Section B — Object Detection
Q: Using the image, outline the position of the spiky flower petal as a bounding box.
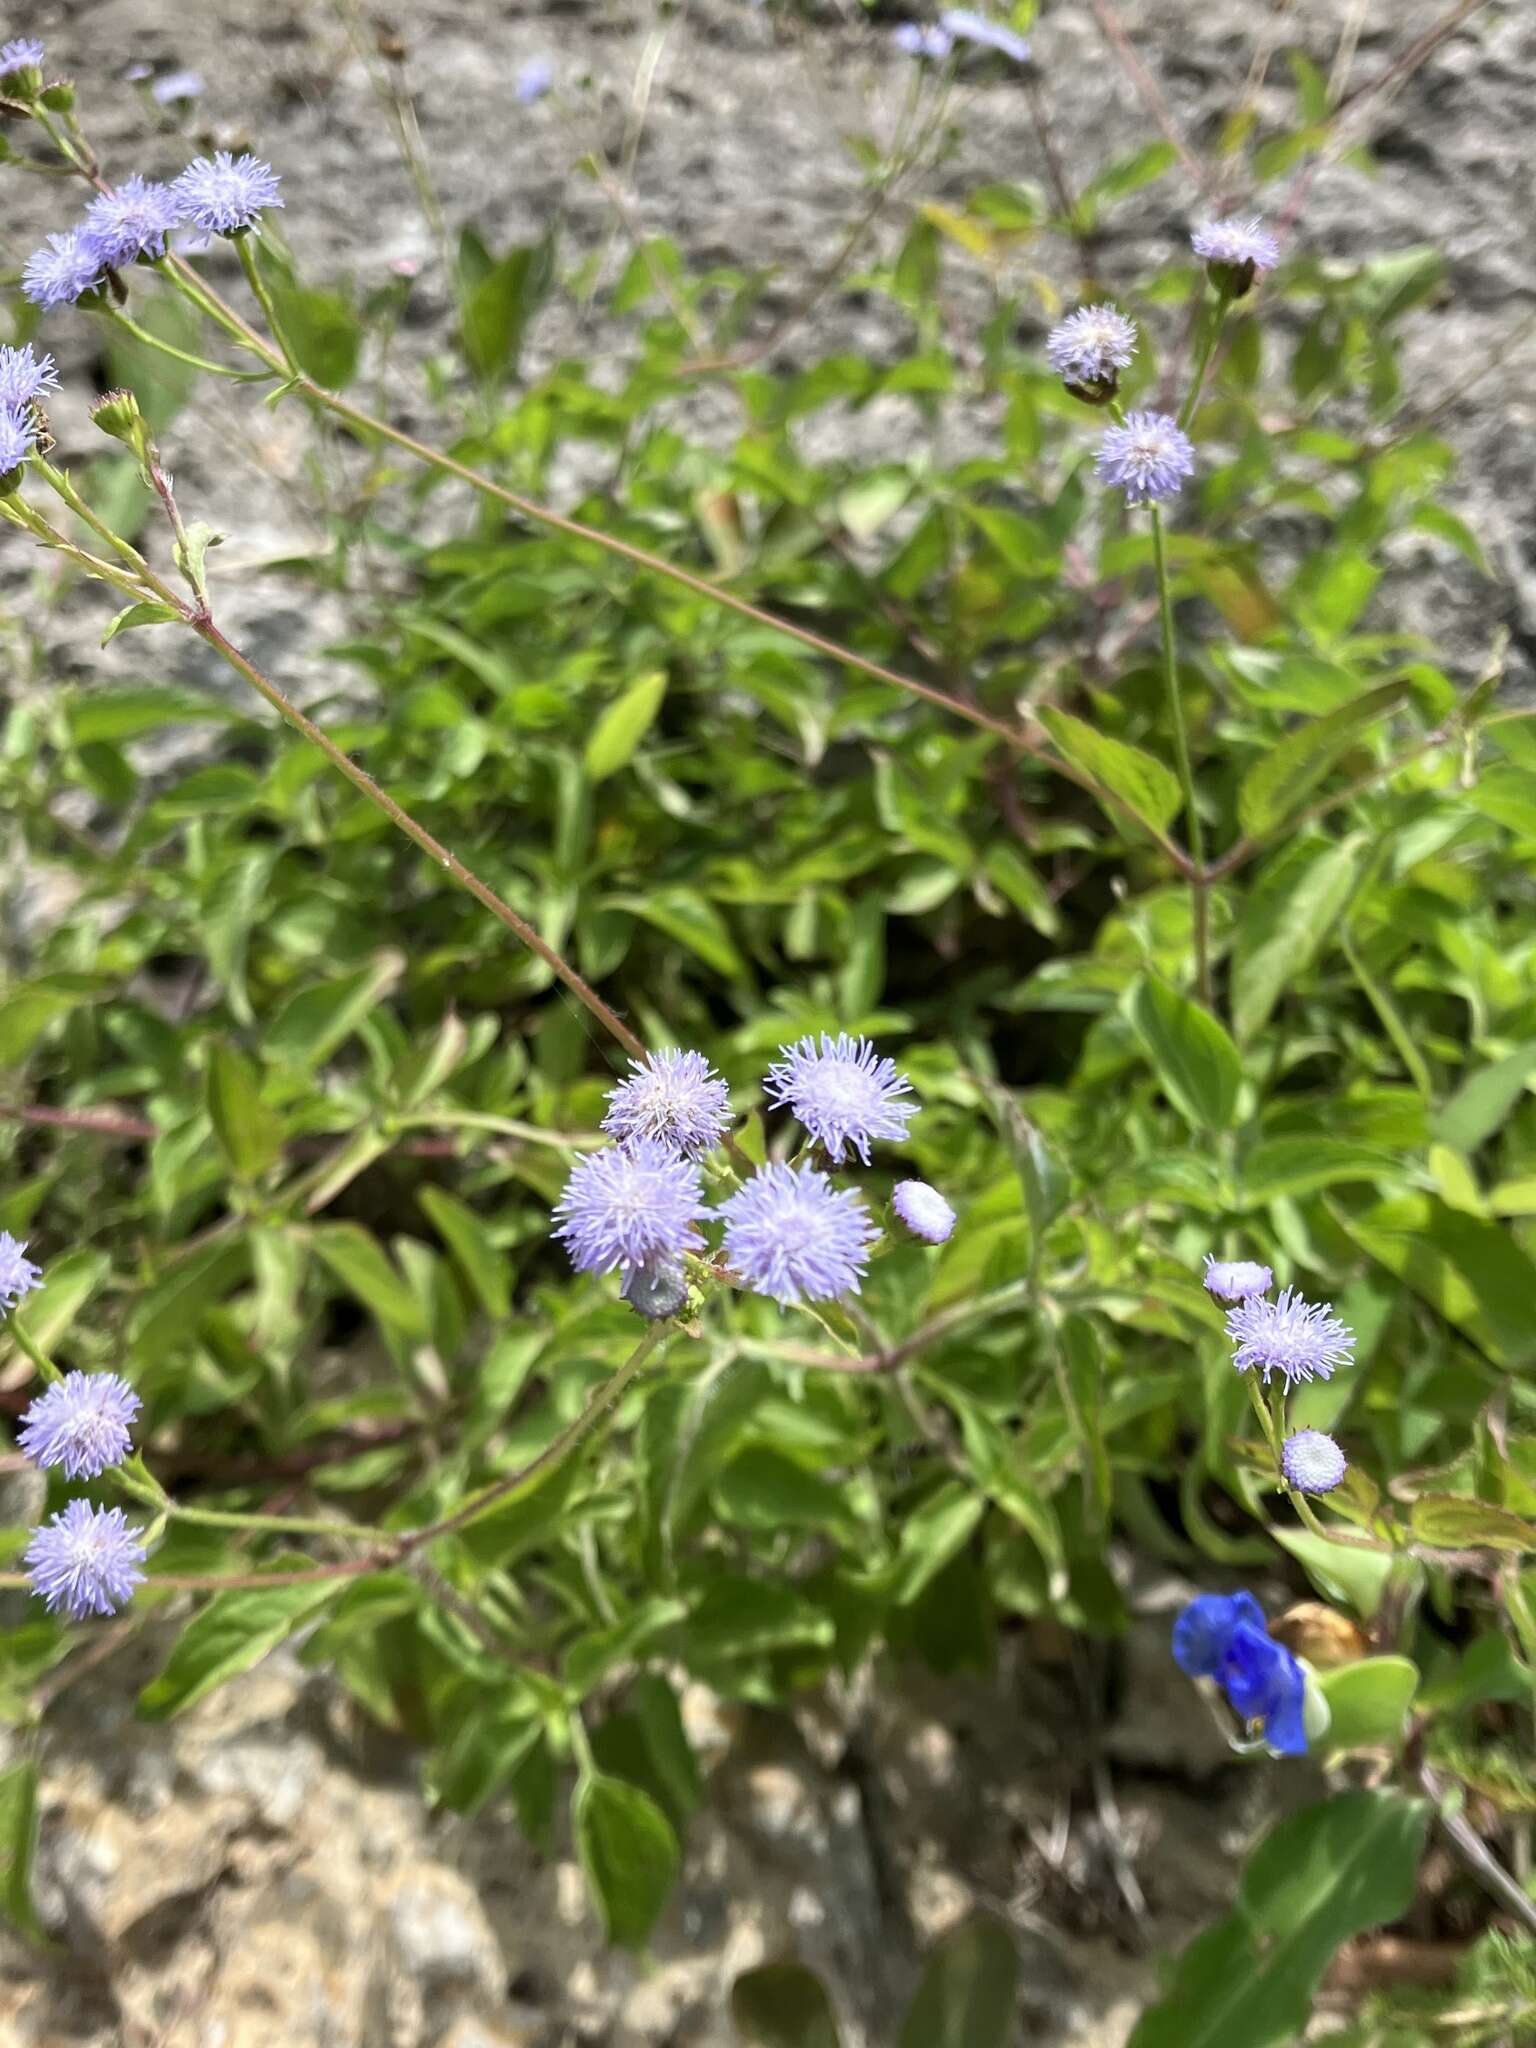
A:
[18,1371,142,1481]
[0,1232,42,1313]
[763,1033,916,1164]
[722,1163,877,1305]
[552,1138,706,1275]
[1046,304,1137,390]
[172,152,283,235]
[940,9,1031,62]
[1281,1429,1347,1495]
[0,345,58,413]
[1094,410,1196,507]
[1202,1254,1273,1303]
[22,228,106,310]
[892,1180,956,1244]
[25,1501,147,1620]
[1227,1286,1355,1389]
[1192,215,1280,278]
[601,1049,733,1160]
[0,408,36,474]
[0,38,45,79]
[84,174,184,266]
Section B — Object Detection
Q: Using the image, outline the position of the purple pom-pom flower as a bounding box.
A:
[151,70,203,107]
[1192,215,1280,295]
[22,228,107,310]
[1046,304,1137,392]
[1281,1429,1347,1496]
[1227,1285,1355,1390]
[721,1162,878,1306]
[1172,1591,1307,1756]
[0,344,59,411]
[893,23,954,58]
[0,1232,42,1313]
[0,37,45,79]
[83,174,184,267]
[1094,410,1196,507]
[1202,1254,1272,1303]
[173,152,283,235]
[25,1500,147,1620]
[892,1180,956,1244]
[552,1138,706,1276]
[763,1033,916,1165]
[0,408,36,475]
[18,1371,142,1481]
[940,9,1031,62]
[601,1049,733,1160]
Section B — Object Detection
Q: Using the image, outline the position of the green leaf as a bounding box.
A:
[1230,835,1364,1044]
[310,1223,429,1338]
[68,683,241,744]
[733,1963,843,2048]
[0,975,105,1065]
[584,670,668,782]
[1236,684,1406,838]
[460,230,556,382]
[1038,708,1182,839]
[139,1571,342,1719]
[684,1574,835,1661]
[262,261,360,389]
[1339,1194,1536,1371]
[887,1482,987,1605]
[572,1771,679,1949]
[0,1762,42,1941]
[1126,978,1241,1131]
[1434,1042,1536,1155]
[418,1185,511,1320]
[589,1673,702,1835]
[1238,1137,1398,1203]
[1272,1526,1395,1619]
[1128,1791,1428,2048]
[1409,1497,1536,1553]
[264,954,405,1072]
[100,600,182,645]
[8,1248,111,1356]
[1078,139,1178,215]
[1315,1657,1418,1754]
[899,1914,1018,2048]
[611,888,746,979]
[129,1237,250,1358]
[205,1040,283,1183]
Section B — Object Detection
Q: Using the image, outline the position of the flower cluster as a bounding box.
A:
[2,1246,148,1620]
[555,1035,951,1313]
[1227,1284,1356,1390]
[1046,304,1137,402]
[23,152,282,309]
[0,346,50,481]
[1093,410,1196,508]
[1173,1591,1309,1755]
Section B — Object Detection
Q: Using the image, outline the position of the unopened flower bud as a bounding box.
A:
[90,387,153,464]
[39,79,75,112]
[621,1259,690,1321]
[1190,217,1280,300]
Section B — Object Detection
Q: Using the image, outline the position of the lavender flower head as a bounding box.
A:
[1227,1285,1355,1390]
[940,9,1031,62]
[1202,1254,1273,1303]
[18,1371,142,1481]
[0,38,45,79]
[892,1180,956,1244]
[0,408,37,475]
[1281,1428,1347,1496]
[173,152,283,235]
[1094,410,1196,507]
[25,1500,147,1620]
[721,1162,878,1306]
[22,227,107,310]
[84,174,184,266]
[0,344,59,411]
[893,23,954,58]
[553,1137,706,1276]
[1172,1590,1307,1756]
[763,1033,916,1164]
[151,70,204,107]
[1046,304,1137,395]
[0,1232,42,1313]
[1192,214,1280,294]
[515,56,554,102]
[601,1049,733,1160]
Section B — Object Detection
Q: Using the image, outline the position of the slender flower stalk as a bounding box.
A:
[1150,505,1209,1004]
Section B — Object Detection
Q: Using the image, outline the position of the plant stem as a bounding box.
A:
[1150,505,1210,1004]
[234,234,303,377]
[166,1500,381,1544]
[100,306,272,381]
[1178,297,1227,431]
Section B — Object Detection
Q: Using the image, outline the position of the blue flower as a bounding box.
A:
[940,9,1031,62]
[553,1138,706,1276]
[0,1231,42,1313]
[25,1500,147,1620]
[1227,1285,1355,1389]
[0,344,59,411]
[1094,410,1196,507]
[892,1179,956,1244]
[1046,304,1137,391]
[0,38,45,79]
[1172,1592,1307,1756]
[18,1371,142,1481]
[1192,215,1280,292]
[763,1033,916,1164]
[0,408,36,474]
[893,24,954,58]
[83,174,184,266]
[515,56,554,102]
[1281,1429,1347,1496]
[721,1162,877,1306]
[601,1049,733,1160]
[173,152,283,235]
[22,228,107,310]
[151,70,204,107]
[1202,1254,1273,1303]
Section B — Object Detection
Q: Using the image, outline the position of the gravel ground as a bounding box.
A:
[2,2,1532,2042]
